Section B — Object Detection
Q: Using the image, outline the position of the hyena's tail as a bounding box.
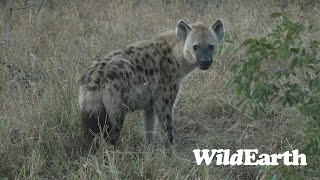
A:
[79,85,109,143]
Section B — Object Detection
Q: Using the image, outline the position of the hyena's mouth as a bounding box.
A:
[196,61,212,70]
[199,65,211,70]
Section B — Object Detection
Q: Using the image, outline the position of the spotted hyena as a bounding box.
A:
[79,20,224,146]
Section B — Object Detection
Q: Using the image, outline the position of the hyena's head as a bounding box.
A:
[176,20,224,70]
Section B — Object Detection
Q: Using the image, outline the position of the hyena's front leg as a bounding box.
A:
[143,100,157,145]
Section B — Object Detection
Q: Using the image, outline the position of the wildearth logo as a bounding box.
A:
[193,149,307,166]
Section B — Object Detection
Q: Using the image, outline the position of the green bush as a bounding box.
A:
[228,17,320,178]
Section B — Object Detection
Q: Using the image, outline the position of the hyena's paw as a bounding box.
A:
[107,128,121,146]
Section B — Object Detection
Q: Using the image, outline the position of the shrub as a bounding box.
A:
[228,17,320,178]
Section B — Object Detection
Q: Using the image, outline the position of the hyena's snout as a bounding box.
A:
[197,53,213,70]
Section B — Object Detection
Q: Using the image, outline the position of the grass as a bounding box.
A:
[0,0,319,179]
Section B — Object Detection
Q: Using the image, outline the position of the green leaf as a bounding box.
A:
[271,174,278,180]
[270,12,283,18]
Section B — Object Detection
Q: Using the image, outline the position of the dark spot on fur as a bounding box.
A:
[155,68,159,73]
[166,114,171,120]
[107,74,114,80]
[145,53,151,59]
[173,84,177,90]
[112,51,121,56]
[149,69,154,76]
[168,75,172,82]
[136,65,143,72]
[107,71,119,80]
[88,85,98,91]
[102,78,109,84]
[152,52,157,56]
[98,71,104,76]
[167,58,173,64]
[142,57,146,66]
[166,47,171,53]
[113,84,120,91]
[125,48,134,55]
[160,60,164,67]
[163,48,168,55]
[137,47,143,51]
[89,70,94,76]
[93,78,100,84]
[165,99,169,105]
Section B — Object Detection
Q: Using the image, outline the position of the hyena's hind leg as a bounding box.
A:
[105,109,126,145]
[79,86,108,145]
[143,100,157,145]
[102,84,127,145]
[81,105,108,143]
[154,93,177,146]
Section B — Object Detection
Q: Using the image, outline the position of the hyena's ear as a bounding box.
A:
[211,19,224,42]
[176,20,191,41]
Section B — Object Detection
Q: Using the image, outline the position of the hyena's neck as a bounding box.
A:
[172,43,197,77]
[156,31,197,78]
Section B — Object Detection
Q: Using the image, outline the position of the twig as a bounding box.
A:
[95,41,111,59]
[67,56,88,68]
[3,0,42,11]
[33,0,45,18]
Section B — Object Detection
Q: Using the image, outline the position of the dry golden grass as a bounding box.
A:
[0,0,319,179]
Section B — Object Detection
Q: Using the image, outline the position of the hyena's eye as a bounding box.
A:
[208,44,215,51]
[193,45,199,51]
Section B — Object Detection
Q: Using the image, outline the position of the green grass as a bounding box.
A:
[0,0,319,179]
